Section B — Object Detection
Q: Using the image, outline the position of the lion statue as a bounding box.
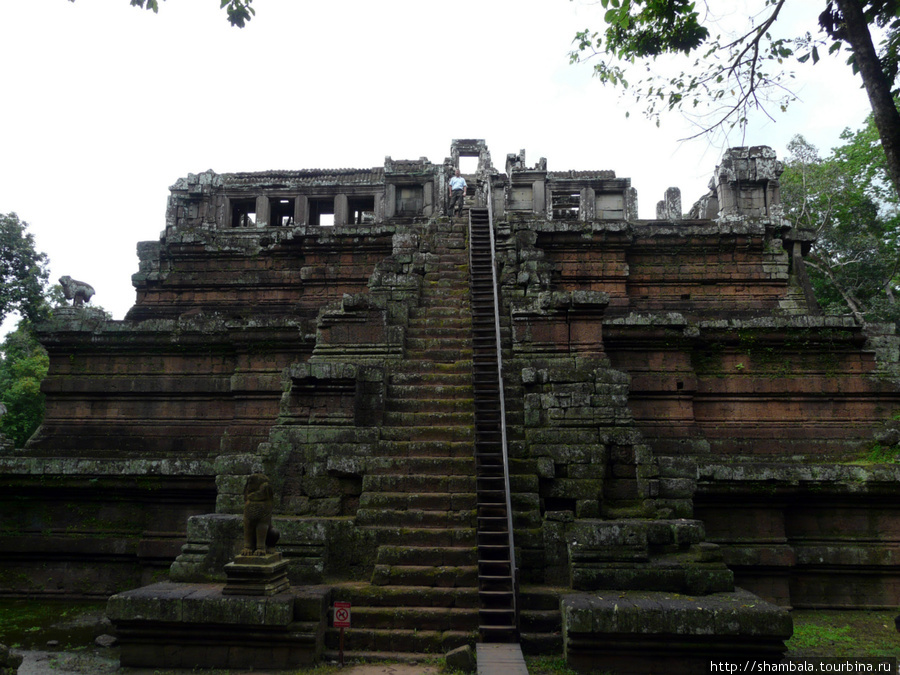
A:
[241,473,280,557]
[59,276,95,307]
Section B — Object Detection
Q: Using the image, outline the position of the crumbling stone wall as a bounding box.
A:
[31,220,396,458]
[0,457,215,596]
[604,315,900,460]
[695,463,900,608]
[488,144,900,608]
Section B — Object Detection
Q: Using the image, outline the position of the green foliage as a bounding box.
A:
[67,0,256,27]
[525,655,586,674]
[0,322,48,447]
[0,599,106,650]
[780,121,900,324]
[0,213,49,325]
[569,0,900,138]
[786,610,900,657]
[861,442,900,462]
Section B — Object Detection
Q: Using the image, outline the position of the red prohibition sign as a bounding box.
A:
[334,602,351,628]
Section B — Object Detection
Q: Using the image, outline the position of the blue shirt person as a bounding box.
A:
[448,169,467,217]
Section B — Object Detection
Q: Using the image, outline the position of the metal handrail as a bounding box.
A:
[482,180,518,603]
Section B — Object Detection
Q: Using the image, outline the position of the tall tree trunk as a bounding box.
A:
[832,0,900,198]
[834,0,900,194]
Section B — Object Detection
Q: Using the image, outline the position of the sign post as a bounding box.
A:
[333,601,351,666]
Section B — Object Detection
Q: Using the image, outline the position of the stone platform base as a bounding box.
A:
[224,553,290,595]
[562,588,792,675]
[108,581,329,670]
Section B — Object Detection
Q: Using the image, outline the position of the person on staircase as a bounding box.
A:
[448,168,467,218]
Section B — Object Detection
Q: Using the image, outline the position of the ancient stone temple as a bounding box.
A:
[3,140,900,672]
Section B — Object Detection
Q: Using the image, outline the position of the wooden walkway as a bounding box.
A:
[476,643,529,674]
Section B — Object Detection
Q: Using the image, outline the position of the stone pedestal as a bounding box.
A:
[108,581,329,670]
[223,553,290,596]
[563,588,791,675]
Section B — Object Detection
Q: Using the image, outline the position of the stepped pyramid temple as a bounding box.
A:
[3,140,900,673]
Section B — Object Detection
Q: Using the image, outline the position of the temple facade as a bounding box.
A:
[3,140,900,670]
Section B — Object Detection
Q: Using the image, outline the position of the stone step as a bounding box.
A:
[356,508,475,528]
[371,564,478,588]
[423,281,467,293]
[420,274,466,286]
[426,241,466,249]
[362,474,476,493]
[419,294,470,308]
[318,584,563,658]
[423,261,467,269]
[384,397,474,414]
[421,274,467,284]
[419,296,468,307]
[360,526,476,547]
[319,651,443,666]
[376,545,477,567]
[402,350,470,362]
[391,354,473,372]
[380,425,474,444]
[520,608,562,634]
[426,243,469,251]
[386,384,473,400]
[569,556,735,595]
[322,628,474,655]
[430,241,467,252]
[376,440,473,458]
[425,233,467,242]
[380,426,474,443]
[333,606,479,632]
[360,492,476,512]
[422,271,468,283]
[424,254,467,265]
[406,337,471,351]
[389,358,472,378]
[367,456,475,475]
[412,316,468,331]
[408,311,471,324]
[427,220,469,230]
[520,631,564,655]
[332,582,479,608]
[387,374,471,390]
[405,324,471,338]
[382,411,475,427]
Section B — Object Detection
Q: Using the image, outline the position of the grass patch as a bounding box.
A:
[863,443,900,463]
[266,665,345,675]
[0,599,106,649]
[786,610,900,657]
[525,655,585,674]
[137,659,443,675]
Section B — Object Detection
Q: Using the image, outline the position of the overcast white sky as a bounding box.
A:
[0,0,875,325]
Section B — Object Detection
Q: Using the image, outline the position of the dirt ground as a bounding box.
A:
[8,600,445,675]
[299,667,439,675]
[15,648,442,675]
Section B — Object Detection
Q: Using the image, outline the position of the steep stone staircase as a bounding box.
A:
[327,220,481,657]
[469,207,518,642]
